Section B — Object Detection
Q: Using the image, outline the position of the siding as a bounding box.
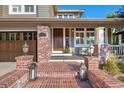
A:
[0,6,2,17]
[1,5,55,18]
[38,5,53,17]
[0,23,37,32]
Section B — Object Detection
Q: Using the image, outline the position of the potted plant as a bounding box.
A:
[63,48,70,54]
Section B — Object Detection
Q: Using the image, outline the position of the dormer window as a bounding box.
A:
[64,14,68,19]
[9,5,36,14]
[58,15,63,19]
[57,14,75,19]
[69,14,74,19]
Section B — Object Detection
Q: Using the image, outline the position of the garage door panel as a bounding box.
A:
[0,32,37,62]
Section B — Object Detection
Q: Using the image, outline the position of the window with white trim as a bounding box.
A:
[24,5,35,13]
[75,28,85,47]
[57,15,63,19]
[57,14,75,19]
[9,5,36,14]
[121,34,124,43]
[12,5,22,13]
[86,32,95,44]
[69,14,74,19]
[76,32,84,45]
[86,28,95,44]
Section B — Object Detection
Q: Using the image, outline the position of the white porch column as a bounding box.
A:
[105,28,108,44]
[119,35,122,45]
[98,27,105,45]
[96,27,105,63]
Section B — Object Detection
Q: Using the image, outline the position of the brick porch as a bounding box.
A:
[24,62,92,88]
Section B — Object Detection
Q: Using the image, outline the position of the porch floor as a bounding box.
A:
[50,55,84,62]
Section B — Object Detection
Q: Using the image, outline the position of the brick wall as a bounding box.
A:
[93,44,98,56]
[84,56,124,88]
[15,55,34,70]
[0,70,28,88]
[37,26,50,63]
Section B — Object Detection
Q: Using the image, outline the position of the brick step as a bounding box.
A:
[24,77,79,88]
[37,72,78,78]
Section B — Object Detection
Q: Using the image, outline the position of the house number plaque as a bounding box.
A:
[39,32,48,38]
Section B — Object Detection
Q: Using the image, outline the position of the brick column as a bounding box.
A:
[37,26,50,63]
[84,56,99,70]
[15,55,34,70]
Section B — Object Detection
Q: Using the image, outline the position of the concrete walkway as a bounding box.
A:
[0,62,16,76]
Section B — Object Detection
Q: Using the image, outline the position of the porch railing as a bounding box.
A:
[109,45,124,57]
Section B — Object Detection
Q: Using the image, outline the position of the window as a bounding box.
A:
[58,15,63,19]
[9,5,36,14]
[23,32,36,40]
[24,5,34,12]
[64,14,68,19]
[86,28,95,31]
[121,34,124,43]
[86,32,95,44]
[76,28,84,31]
[12,5,21,13]
[69,14,74,19]
[75,32,84,46]
[0,33,6,40]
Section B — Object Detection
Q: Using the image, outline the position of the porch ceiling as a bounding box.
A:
[0,18,124,28]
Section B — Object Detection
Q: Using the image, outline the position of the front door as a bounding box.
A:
[53,28,63,53]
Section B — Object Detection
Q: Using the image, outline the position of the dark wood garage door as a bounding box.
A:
[0,32,37,62]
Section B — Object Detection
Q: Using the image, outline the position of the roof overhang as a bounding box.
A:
[0,18,124,28]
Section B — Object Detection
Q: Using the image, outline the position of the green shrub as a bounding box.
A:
[117,63,124,73]
[118,76,124,82]
[104,54,120,76]
[63,48,70,53]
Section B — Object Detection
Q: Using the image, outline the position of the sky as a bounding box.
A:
[58,5,122,18]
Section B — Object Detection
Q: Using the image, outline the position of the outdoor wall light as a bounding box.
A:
[22,41,29,55]
[29,62,37,81]
[79,61,87,81]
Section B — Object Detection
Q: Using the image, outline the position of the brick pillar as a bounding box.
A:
[84,56,99,70]
[15,55,34,70]
[37,26,50,63]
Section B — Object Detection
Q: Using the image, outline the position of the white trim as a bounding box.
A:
[84,28,87,44]
[51,53,72,56]
[111,28,113,44]
[49,60,84,62]
[52,51,63,53]
[0,29,36,32]
[9,5,36,14]
[105,28,108,44]
[69,28,72,52]
[52,28,54,53]
[119,34,122,44]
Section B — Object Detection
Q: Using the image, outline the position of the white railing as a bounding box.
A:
[109,45,124,57]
